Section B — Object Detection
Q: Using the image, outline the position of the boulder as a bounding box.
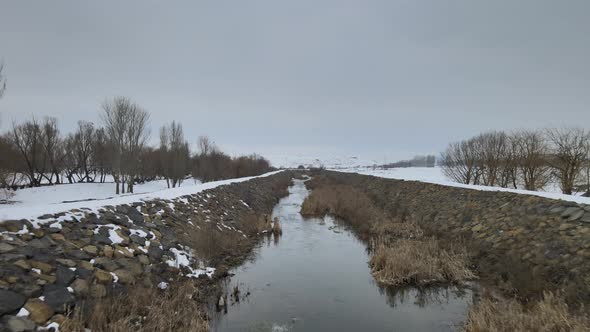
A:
[3,316,36,332]
[82,245,98,256]
[55,266,76,286]
[42,285,75,313]
[103,246,114,258]
[0,243,16,253]
[93,257,119,272]
[0,290,26,315]
[13,260,31,271]
[147,246,164,261]
[55,259,76,268]
[75,268,94,280]
[70,279,89,296]
[24,299,54,324]
[129,234,146,246]
[94,269,113,284]
[66,250,90,261]
[113,269,135,285]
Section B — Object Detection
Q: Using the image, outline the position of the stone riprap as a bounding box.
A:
[319,171,590,304]
[0,172,292,331]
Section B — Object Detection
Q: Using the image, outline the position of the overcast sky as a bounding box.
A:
[1,0,589,166]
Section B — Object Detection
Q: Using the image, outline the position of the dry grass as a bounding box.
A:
[302,178,475,287]
[370,238,476,286]
[61,281,208,332]
[300,184,386,237]
[464,292,590,332]
[239,213,273,236]
[184,222,250,264]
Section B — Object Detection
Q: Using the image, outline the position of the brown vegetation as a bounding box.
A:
[464,292,590,332]
[301,177,475,287]
[370,238,475,286]
[300,183,386,238]
[61,281,208,332]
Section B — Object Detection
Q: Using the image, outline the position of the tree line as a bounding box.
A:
[440,128,590,195]
[0,96,272,193]
[382,155,436,168]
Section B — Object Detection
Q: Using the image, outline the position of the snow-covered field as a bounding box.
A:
[0,171,282,221]
[337,167,590,205]
[9,178,197,207]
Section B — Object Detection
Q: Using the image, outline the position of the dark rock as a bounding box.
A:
[561,207,582,219]
[128,210,144,223]
[147,246,164,261]
[93,257,119,272]
[92,234,112,245]
[66,249,90,261]
[0,290,26,316]
[75,268,94,280]
[568,209,585,222]
[42,285,75,313]
[129,234,146,246]
[55,266,75,286]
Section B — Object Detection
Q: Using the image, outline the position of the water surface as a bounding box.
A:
[212,179,472,332]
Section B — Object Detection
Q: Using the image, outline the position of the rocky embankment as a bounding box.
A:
[0,172,293,331]
[316,171,590,305]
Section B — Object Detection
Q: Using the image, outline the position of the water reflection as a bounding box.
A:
[211,179,472,332]
[377,284,472,308]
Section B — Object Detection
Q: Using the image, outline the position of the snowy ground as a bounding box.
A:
[337,167,590,205]
[9,178,198,206]
[0,171,282,221]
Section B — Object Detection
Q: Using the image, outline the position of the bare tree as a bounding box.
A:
[160,121,190,188]
[11,118,46,187]
[546,128,590,195]
[93,127,111,183]
[40,118,63,184]
[197,136,213,156]
[72,121,96,182]
[101,96,150,194]
[440,139,479,184]
[513,130,550,191]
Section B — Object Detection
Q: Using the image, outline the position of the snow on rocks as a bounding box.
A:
[0,170,290,331]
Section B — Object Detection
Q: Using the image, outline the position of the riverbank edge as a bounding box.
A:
[307,170,590,308]
[0,171,295,331]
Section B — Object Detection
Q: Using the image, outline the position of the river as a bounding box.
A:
[211,178,472,332]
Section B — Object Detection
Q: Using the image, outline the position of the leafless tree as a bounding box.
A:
[440,139,479,184]
[546,128,590,195]
[160,121,190,188]
[11,117,47,187]
[40,118,63,184]
[512,130,550,191]
[93,127,111,183]
[72,121,96,182]
[0,133,22,188]
[101,96,150,194]
[197,135,213,156]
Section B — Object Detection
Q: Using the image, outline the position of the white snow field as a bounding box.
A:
[337,167,590,205]
[0,171,282,222]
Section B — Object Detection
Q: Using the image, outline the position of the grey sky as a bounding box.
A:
[1,0,589,165]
